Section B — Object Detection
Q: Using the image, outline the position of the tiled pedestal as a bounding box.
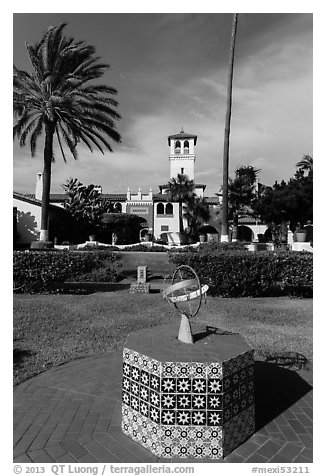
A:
[121,324,255,460]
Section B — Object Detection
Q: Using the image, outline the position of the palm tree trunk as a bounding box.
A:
[232,212,239,242]
[179,201,184,234]
[221,13,238,243]
[40,123,54,241]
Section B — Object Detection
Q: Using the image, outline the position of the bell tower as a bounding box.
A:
[167,128,197,181]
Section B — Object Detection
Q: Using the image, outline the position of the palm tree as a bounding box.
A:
[296,154,313,175]
[166,174,195,234]
[183,196,211,241]
[13,23,121,243]
[221,13,238,242]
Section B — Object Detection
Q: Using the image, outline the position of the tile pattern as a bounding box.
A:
[122,347,255,459]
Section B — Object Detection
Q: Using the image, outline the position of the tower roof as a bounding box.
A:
[168,129,197,145]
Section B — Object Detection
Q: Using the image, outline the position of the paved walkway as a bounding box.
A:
[14,350,313,464]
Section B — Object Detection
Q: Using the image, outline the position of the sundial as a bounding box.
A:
[163,265,209,344]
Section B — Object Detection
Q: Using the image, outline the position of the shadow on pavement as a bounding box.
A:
[254,361,312,431]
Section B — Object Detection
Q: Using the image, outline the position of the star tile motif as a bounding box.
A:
[162,378,176,393]
[208,378,222,393]
[192,378,206,394]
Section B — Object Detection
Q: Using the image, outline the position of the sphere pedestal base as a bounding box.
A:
[121,324,255,460]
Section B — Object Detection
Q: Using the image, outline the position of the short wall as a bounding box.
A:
[291,242,313,253]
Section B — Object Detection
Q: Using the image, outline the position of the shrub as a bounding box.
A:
[197,241,249,253]
[169,250,312,297]
[121,244,168,252]
[13,250,119,293]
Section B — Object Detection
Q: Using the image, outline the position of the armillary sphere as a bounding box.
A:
[163,265,209,344]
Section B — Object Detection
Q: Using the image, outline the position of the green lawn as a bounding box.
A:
[13,289,312,386]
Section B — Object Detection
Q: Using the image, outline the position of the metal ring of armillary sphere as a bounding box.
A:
[163,265,209,343]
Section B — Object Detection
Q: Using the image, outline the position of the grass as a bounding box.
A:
[13,288,312,386]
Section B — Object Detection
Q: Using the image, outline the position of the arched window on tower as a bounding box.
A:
[166,203,173,215]
[175,140,181,154]
[184,140,189,154]
[157,203,164,215]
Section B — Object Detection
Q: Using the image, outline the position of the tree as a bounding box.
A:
[62,178,106,238]
[13,23,121,243]
[228,165,260,241]
[101,214,145,244]
[255,161,313,235]
[183,196,211,241]
[221,13,238,242]
[166,174,195,233]
[296,154,313,176]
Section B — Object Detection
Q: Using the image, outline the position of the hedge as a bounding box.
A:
[169,250,312,297]
[13,250,119,293]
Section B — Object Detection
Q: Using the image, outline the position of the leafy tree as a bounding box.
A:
[255,161,313,234]
[166,174,195,233]
[62,178,106,237]
[101,214,145,244]
[228,165,260,241]
[13,23,121,243]
[183,196,211,241]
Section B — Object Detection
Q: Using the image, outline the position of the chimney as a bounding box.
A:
[35,173,43,200]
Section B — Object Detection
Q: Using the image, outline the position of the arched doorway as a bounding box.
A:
[237,225,253,242]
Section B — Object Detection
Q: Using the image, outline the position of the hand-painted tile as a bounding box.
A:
[162,377,176,393]
[139,385,149,403]
[161,410,176,425]
[130,366,140,382]
[207,394,222,410]
[162,362,175,376]
[149,390,160,408]
[207,411,223,426]
[161,393,176,409]
[176,410,192,426]
[150,373,161,391]
[177,394,191,409]
[177,377,192,393]
[207,378,223,394]
[192,378,207,394]
[189,362,207,378]
[191,410,206,425]
[122,391,130,406]
[192,394,206,410]
[207,362,223,379]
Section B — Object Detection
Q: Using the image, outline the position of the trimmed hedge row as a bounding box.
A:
[13,250,119,293]
[169,250,313,297]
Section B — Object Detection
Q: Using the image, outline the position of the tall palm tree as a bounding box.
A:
[221,13,238,242]
[13,23,121,243]
[166,174,195,234]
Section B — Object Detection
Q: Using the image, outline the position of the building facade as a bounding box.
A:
[14,129,224,245]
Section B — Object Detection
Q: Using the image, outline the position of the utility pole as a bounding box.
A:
[221,13,238,242]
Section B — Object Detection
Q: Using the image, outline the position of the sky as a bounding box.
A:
[13,12,312,197]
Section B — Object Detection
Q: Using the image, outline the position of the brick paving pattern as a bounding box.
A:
[14,350,313,463]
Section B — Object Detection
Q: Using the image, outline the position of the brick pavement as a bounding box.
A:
[13,350,313,464]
